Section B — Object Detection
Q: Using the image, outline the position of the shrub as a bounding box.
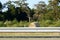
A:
[39,20,53,27]
[0,21,5,27]
[53,20,60,27]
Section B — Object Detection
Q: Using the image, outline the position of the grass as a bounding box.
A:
[0,32,60,36]
[0,20,60,27]
[2,20,30,27]
[0,38,60,40]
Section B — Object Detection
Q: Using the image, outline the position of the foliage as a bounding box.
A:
[3,20,29,27]
[0,2,2,10]
[0,0,60,27]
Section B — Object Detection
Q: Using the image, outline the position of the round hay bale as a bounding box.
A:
[28,22,40,27]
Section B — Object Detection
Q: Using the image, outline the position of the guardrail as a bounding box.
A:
[0,27,60,32]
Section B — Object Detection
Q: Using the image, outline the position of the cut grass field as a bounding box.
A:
[0,32,60,36]
[0,32,60,40]
[0,38,60,40]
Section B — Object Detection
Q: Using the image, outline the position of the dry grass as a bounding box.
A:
[0,38,60,40]
[0,32,60,36]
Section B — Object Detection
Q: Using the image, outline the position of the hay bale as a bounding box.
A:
[28,22,40,27]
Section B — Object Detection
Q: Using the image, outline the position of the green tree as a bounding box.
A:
[34,1,47,21]
[13,0,27,7]
[48,0,60,20]
[0,2,2,10]
[0,2,4,21]
[0,2,2,14]
[14,0,31,22]
[4,0,16,20]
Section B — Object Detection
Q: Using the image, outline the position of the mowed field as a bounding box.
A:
[0,32,60,40]
[0,38,60,40]
[0,32,60,36]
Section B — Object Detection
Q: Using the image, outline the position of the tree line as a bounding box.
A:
[0,0,60,22]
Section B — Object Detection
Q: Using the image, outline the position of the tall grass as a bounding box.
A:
[0,20,60,27]
[39,20,53,27]
[3,20,30,27]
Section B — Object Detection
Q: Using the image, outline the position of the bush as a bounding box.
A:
[53,20,60,27]
[39,20,53,27]
[0,19,60,27]
[0,21,5,27]
[4,20,12,27]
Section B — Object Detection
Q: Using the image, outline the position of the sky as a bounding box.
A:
[0,0,48,8]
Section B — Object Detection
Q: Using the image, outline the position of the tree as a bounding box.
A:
[48,0,60,20]
[13,0,27,7]
[34,1,47,21]
[23,6,31,22]
[0,2,2,13]
[14,0,31,22]
[0,2,4,21]
[4,0,16,21]
[30,8,35,20]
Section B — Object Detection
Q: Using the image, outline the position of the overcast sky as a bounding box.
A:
[0,0,48,8]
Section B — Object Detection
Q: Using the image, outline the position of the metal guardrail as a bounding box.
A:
[0,27,60,32]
